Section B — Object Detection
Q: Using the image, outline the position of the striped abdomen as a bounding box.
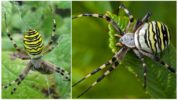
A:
[23,29,44,58]
[135,21,170,54]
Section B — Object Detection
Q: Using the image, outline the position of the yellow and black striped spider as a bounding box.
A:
[2,2,70,96]
[73,4,176,98]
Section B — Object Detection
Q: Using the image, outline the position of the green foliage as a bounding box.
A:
[107,11,129,53]
[2,1,71,99]
[72,1,176,98]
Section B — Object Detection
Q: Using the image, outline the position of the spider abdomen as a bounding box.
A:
[134,21,170,54]
[23,29,44,58]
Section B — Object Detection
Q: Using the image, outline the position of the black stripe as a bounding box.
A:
[19,74,24,80]
[27,30,37,35]
[152,22,158,53]
[144,28,150,48]
[25,44,44,51]
[24,35,41,42]
[97,74,105,82]
[162,24,169,47]
[147,23,154,53]
[137,27,142,50]
[17,81,21,85]
[109,66,114,71]
[13,88,16,91]
[60,72,64,76]
[105,61,111,66]
[167,66,175,73]
[156,22,162,51]
[114,61,119,66]
[112,57,116,62]
[61,69,65,73]
[91,68,101,75]
[155,22,161,53]
[4,85,8,88]
[105,16,111,22]
[98,14,103,18]
[24,40,43,47]
[28,49,43,55]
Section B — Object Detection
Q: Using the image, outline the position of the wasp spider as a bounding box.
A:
[73,4,176,98]
[3,3,70,95]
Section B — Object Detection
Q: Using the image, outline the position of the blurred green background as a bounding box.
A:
[2,1,71,99]
[72,1,176,99]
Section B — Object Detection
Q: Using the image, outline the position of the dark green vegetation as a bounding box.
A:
[2,1,71,99]
[72,1,176,98]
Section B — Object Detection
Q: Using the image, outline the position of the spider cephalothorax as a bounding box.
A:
[72,4,175,98]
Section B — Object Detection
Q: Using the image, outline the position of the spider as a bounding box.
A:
[72,4,176,98]
[2,2,70,95]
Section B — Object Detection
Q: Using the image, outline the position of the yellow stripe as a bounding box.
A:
[26,46,43,53]
[23,34,41,41]
[24,43,43,49]
[149,22,156,52]
[157,22,165,50]
[24,31,39,38]
[165,25,170,45]
[24,37,42,45]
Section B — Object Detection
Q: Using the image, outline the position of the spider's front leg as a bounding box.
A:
[3,62,32,94]
[42,18,60,56]
[40,61,71,81]
[119,4,134,32]
[75,47,129,98]
[4,12,30,60]
[10,51,30,60]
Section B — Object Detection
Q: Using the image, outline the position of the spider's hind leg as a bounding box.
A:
[3,62,32,94]
[154,56,176,73]
[41,61,71,81]
[133,49,148,89]
[139,50,176,73]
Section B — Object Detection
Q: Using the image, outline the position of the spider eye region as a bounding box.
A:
[120,33,135,48]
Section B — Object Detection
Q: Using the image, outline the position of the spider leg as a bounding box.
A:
[138,50,175,73]
[42,8,58,55]
[133,49,148,89]
[119,4,134,22]
[133,12,152,32]
[47,18,57,46]
[3,62,32,94]
[73,13,124,34]
[119,4,134,32]
[4,12,25,53]
[11,51,30,60]
[73,59,112,87]
[141,12,152,23]
[41,61,71,81]
[55,66,70,81]
[76,47,129,98]
[42,35,59,55]
[154,56,176,73]
[77,65,117,98]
